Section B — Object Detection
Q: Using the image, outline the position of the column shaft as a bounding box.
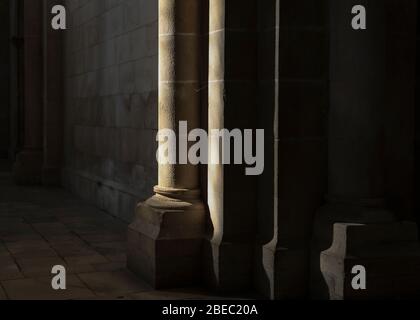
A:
[205,0,258,291]
[158,0,201,191]
[42,0,63,186]
[13,0,43,184]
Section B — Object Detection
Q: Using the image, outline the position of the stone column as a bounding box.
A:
[256,0,282,299]
[312,0,420,299]
[42,0,63,186]
[8,0,19,162]
[13,0,43,184]
[127,0,206,288]
[0,0,10,159]
[327,1,390,219]
[205,0,258,292]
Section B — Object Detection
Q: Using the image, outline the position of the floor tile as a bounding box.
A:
[78,271,152,296]
[0,262,24,281]
[92,261,126,272]
[0,170,230,300]
[16,257,67,277]
[1,276,95,300]
[64,254,108,265]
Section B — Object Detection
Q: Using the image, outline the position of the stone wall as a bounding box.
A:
[0,0,10,158]
[63,0,158,222]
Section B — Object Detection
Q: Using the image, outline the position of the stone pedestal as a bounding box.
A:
[128,189,205,288]
[127,0,206,288]
[313,201,420,299]
[321,222,420,299]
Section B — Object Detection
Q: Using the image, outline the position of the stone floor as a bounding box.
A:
[0,160,246,300]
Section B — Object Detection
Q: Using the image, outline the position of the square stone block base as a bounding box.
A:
[127,196,205,289]
[321,222,420,299]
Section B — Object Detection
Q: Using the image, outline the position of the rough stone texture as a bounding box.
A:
[63,0,158,223]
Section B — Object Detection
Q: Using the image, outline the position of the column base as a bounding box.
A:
[127,188,206,289]
[13,149,43,185]
[321,222,420,299]
[203,239,253,293]
[256,242,308,299]
[311,201,397,298]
